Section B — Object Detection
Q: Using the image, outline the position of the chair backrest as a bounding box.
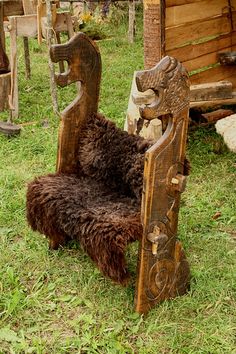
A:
[50,33,101,174]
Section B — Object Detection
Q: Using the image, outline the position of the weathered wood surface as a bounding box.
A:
[166,0,202,6]
[190,81,232,102]
[190,91,236,108]
[23,36,31,79]
[8,16,18,118]
[201,109,234,123]
[166,0,236,27]
[2,1,24,16]
[135,56,190,314]
[0,71,11,111]
[184,45,236,74]
[189,108,234,128]
[50,33,101,173]
[164,0,236,90]
[0,1,5,49]
[143,0,165,69]
[128,0,135,43]
[0,35,9,73]
[4,12,74,38]
[190,65,236,85]
[22,0,37,15]
[168,32,236,71]
[166,12,236,51]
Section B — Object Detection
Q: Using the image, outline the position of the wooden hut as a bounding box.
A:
[143,0,236,107]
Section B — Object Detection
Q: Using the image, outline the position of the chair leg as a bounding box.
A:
[23,37,31,80]
[9,17,19,119]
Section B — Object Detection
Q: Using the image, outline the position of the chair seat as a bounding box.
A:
[27,173,143,284]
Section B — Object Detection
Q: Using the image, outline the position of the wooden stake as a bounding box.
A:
[9,17,18,119]
[0,72,11,111]
[46,0,59,115]
[128,0,135,43]
[23,37,31,79]
[0,2,5,49]
[55,32,65,73]
[143,0,165,69]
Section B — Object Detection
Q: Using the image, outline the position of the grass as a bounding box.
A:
[0,11,236,354]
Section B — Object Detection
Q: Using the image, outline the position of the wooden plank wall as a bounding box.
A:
[165,0,236,88]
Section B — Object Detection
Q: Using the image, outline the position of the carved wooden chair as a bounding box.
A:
[26,33,190,314]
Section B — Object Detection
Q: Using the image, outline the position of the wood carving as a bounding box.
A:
[135,56,191,314]
[27,33,190,314]
[50,33,101,173]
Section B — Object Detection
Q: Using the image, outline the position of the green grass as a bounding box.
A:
[0,13,236,354]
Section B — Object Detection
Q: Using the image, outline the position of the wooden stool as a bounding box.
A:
[1,0,74,119]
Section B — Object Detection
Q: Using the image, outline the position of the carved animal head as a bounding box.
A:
[50,33,101,89]
[135,56,190,120]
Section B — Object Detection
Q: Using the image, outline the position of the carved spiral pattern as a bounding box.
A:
[146,259,175,301]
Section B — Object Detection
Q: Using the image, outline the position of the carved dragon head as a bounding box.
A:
[50,33,101,89]
[135,56,190,120]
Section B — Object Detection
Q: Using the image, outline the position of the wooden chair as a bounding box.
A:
[26,33,190,314]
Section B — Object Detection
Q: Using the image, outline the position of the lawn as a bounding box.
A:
[0,9,236,354]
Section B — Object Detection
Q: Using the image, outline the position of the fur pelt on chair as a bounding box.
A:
[26,113,153,285]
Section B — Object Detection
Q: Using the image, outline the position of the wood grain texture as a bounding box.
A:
[190,81,232,101]
[50,33,101,173]
[168,31,236,64]
[183,44,236,72]
[22,0,36,15]
[8,15,38,38]
[0,35,9,73]
[166,0,203,7]
[166,0,236,27]
[190,65,236,85]
[3,1,24,16]
[135,56,190,314]
[166,12,236,50]
[0,72,11,111]
[190,91,236,107]
[0,2,5,49]
[8,16,18,118]
[143,1,163,69]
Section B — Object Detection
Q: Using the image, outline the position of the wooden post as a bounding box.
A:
[46,0,59,115]
[0,1,5,49]
[8,16,18,119]
[128,0,135,43]
[55,32,65,73]
[0,72,11,111]
[23,37,31,79]
[65,12,74,39]
[143,0,165,69]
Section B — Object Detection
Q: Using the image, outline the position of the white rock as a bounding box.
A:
[215,114,236,153]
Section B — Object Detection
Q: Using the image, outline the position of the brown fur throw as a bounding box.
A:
[27,114,153,285]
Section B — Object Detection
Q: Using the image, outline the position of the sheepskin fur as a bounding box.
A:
[27,113,190,284]
[77,113,152,201]
[27,113,152,284]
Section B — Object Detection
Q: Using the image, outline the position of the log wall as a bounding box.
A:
[165,0,236,89]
